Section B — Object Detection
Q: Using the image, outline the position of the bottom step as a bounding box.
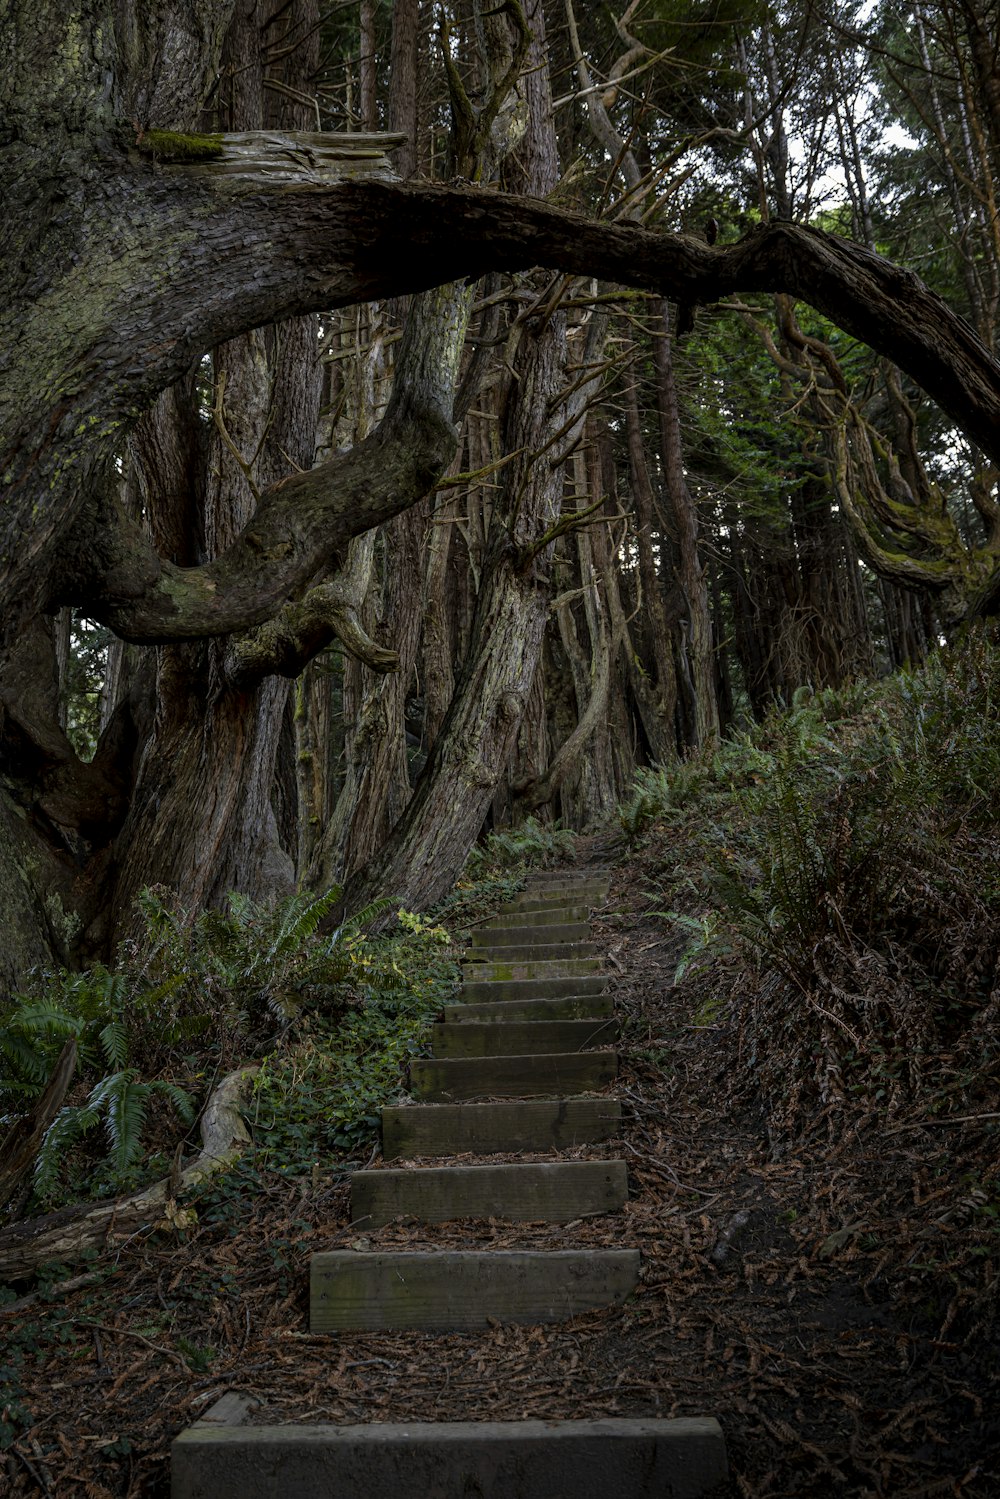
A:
[310,1248,639,1331]
[172,1415,727,1499]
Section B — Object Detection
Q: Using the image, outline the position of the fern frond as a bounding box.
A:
[135,973,186,1011]
[34,1099,102,1199]
[3,998,82,1038]
[226,890,255,926]
[334,895,394,940]
[98,1018,129,1070]
[151,1080,196,1126]
[104,1073,148,1171]
[269,886,344,959]
[0,1030,60,1086]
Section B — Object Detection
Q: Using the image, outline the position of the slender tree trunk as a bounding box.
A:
[345,0,573,909]
[623,373,679,760]
[650,297,719,747]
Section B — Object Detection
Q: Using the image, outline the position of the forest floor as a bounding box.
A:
[2,832,999,1498]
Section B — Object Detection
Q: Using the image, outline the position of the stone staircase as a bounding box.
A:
[172,870,727,1498]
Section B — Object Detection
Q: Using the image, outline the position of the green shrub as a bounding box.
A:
[466,816,576,875]
[248,910,460,1167]
[645,633,1000,1134]
[1,885,395,1210]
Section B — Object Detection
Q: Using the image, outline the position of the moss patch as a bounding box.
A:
[136,130,225,163]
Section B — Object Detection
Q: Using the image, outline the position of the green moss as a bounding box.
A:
[44,892,82,951]
[137,130,225,163]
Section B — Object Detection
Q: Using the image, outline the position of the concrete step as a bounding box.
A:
[351,1159,628,1227]
[309,1248,640,1332]
[514,874,607,890]
[481,903,594,927]
[460,957,603,985]
[509,888,607,911]
[471,921,591,947]
[444,994,614,1022]
[410,1050,617,1101]
[431,1017,618,1058]
[173,1414,727,1499]
[515,888,608,903]
[465,940,600,964]
[461,974,608,1002]
[381,1097,622,1159]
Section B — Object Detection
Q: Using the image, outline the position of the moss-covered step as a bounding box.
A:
[465,940,601,965]
[410,1050,617,1101]
[498,902,606,922]
[443,994,615,1023]
[481,903,595,927]
[350,1159,628,1228]
[509,885,608,908]
[430,1017,618,1058]
[471,921,591,947]
[309,1248,639,1332]
[173,1414,728,1499]
[381,1096,622,1159]
[458,965,602,989]
[460,974,608,1002]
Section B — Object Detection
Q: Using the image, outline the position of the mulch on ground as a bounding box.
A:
[3,846,998,1497]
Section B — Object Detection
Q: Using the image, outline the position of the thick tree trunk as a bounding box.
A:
[104,2,320,938]
[346,306,566,913]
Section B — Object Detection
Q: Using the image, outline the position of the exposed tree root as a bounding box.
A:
[0,1066,258,1282]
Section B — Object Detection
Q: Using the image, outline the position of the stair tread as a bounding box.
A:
[381,1097,622,1160]
[411,1050,617,1101]
[351,1158,628,1227]
[431,1017,618,1057]
[444,995,614,1021]
[309,1248,640,1332]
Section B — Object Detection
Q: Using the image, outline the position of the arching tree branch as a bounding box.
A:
[9,139,1000,652]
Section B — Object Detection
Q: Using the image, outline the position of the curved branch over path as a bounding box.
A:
[6,151,1000,645]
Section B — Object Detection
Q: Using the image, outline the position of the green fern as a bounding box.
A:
[467,817,577,875]
[268,886,344,961]
[33,1071,195,1201]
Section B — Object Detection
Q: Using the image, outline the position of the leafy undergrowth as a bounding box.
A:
[629,630,1000,1138]
[0,886,443,1215]
[465,815,579,877]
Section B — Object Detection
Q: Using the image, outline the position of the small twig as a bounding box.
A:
[887,1111,1000,1133]
[11,1443,51,1496]
[433,446,527,491]
[621,1139,723,1196]
[517,496,610,570]
[72,1319,190,1373]
[212,371,262,502]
